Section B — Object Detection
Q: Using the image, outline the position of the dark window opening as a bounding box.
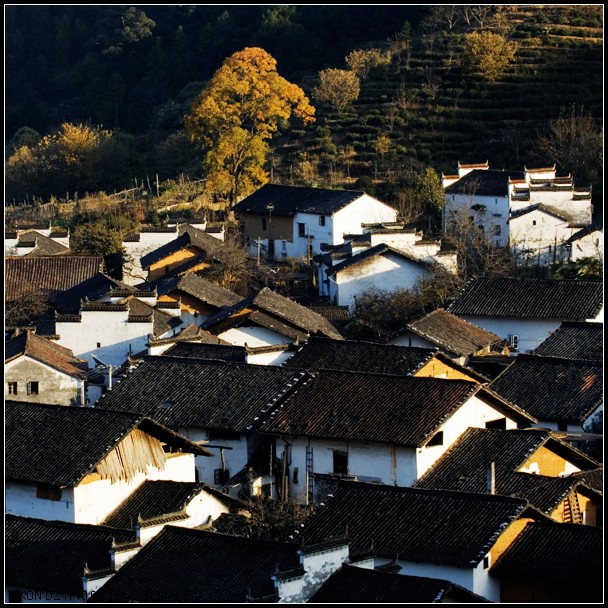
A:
[8,382,18,395]
[483,556,490,569]
[427,431,444,446]
[36,484,62,501]
[532,220,537,226]
[558,422,568,432]
[319,215,326,226]
[27,381,39,395]
[214,468,231,485]
[486,418,507,430]
[208,429,241,441]
[333,450,348,475]
[262,217,267,231]
[298,223,306,237]
[97,342,101,348]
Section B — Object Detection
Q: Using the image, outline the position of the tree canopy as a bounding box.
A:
[184,47,315,206]
[461,31,516,82]
[312,68,360,113]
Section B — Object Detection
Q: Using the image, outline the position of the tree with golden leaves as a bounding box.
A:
[461,31,516,82]
[313,68,360,113]
[185,47,315,206]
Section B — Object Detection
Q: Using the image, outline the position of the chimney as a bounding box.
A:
[487,462,496,495]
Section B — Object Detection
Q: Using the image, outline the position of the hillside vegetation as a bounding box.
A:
[5,5,603,222]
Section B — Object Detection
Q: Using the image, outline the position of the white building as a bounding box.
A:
[5,402,212,525]
[448,277,604,353]
[258,370,535,504]
[233,184,398,260]
[442,162,596,265]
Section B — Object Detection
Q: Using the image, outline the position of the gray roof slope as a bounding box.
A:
[282,336,437,374]
[489,355,602,424]
[260,371,525,446]
[5,401,211,487]
[153,271,241,307]
[445,169,525,196]
[233,183,368,217]
[54,273,133,314]
[140,228,222,269]
[300,481,533,568]
[163,341,247,362]
[326,243,430,277]
[96,356,309,431]
[414,428,599,513]
[448,278,603,319]
[404,308,506,356]
[490,522,603,597]
[102,480,244,529]
[6,256,104,304]
[88,527,300,603]
[532,321,603,361]
[309,565,488,603]
[201,287,344,340]
[5,515,134,595]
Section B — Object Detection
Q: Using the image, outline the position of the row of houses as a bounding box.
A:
[442,161,602,265]
[4,180,603,603]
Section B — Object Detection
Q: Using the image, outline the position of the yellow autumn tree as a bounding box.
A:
[461,31,516,82]
[185,47,315,206]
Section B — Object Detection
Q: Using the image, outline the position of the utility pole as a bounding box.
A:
[266,203,274,260]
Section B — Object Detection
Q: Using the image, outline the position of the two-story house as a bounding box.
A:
[233,184,397,260]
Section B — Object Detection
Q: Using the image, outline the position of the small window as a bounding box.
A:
[319,215,326,226]
[486,418,507,430]
[508,334,519,350]
[483,556,490,569]
[262,217,267,231]
[214,468,231,485]
[333,450,348,475]
[97,342,101,348]
[27,381,39,395]
[558,422,568,432]
[532,220,537,226]
[8,382,18,395]
[427,431,444,446]
[36,483,62,501]
[298,222,306,237]
[293,467,299,484]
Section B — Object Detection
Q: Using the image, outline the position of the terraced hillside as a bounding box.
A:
[272,5,603,198]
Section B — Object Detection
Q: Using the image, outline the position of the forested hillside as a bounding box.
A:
[5,5,603,211]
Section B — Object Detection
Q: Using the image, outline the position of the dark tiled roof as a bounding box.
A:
[202,287,344,340]
[5,515,134,594]
[490,522,603,595]
[414,428,599,513]
[17,230,71,256]
[569,466,603,494]
[283,336,437,374]
[445,169,525,196]
[102,480,242,529]
[53,272,131,314]
[5,331,88,378]
[307,306,351,323]
[326,243,430,277]
[148,323,232,347]
[88,527,300,603]
[153,271,241,307]
[489,355,602,425]
[261,371,483,446]
[448,278,603,319]
[5,402,211,486]
[140,228,221,269]
[309,565,488,604]
[564,222,603,244]
[405,308,506,357]
[300,481,530,567]
[6,256,104,303]
[96,356,309,431]
[163,341,247,362]
[532,322,603,361]
[233,183,367,217]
